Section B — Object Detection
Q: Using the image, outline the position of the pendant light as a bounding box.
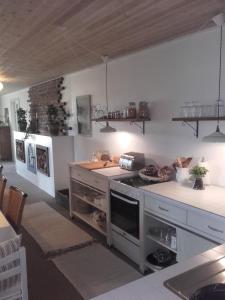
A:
[100,56,116,133]
[203,13,225,142]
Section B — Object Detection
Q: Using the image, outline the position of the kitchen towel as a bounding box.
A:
[22,202,93,256]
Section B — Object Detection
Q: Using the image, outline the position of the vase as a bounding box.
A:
[176,167,189,183]
[193,177,204,190]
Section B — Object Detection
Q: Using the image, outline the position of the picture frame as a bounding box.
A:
[36,145,50,177]
[76,95,92,136]
[15,139,26,163]
[27,143,36,174]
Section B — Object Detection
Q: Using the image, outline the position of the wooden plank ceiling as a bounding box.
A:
[0,0,225,94]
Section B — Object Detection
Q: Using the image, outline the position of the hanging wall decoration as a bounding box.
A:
[36,145,50,176]
[76,95,92,136]
[27,143,36,174]
[15,139,26,163]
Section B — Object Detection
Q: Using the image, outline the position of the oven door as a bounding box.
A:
[110,190,139,241]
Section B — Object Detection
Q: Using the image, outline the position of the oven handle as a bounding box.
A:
[111,192,139,205]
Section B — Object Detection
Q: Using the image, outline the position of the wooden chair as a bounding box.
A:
[0,247,28,300]
[0,176,7,211]
[5,186,27,231]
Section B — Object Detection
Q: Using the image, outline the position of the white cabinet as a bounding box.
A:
[69,165,109,238]
[143,192,220,273]
[187,210,225,242]
[176,228,217,261]
[145,194,187,225]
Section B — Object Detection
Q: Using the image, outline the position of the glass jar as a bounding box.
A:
[127,102,137,118]
[138,101,149,118]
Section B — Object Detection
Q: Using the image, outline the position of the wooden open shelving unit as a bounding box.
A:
[172,116,225,138]
[92,117,151,135]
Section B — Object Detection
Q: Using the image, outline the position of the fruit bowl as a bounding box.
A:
[139,168,170,182]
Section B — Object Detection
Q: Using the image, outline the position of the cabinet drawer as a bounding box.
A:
[187,210,225,241]
[112,230,140,265]
[70,167,108,192]
[145,196,187,224]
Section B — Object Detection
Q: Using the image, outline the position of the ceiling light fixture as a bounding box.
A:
[203,13,225,142]
[100,56,116,133]
[0,82,4,91]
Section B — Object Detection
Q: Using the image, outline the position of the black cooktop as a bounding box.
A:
[117,175,157,188]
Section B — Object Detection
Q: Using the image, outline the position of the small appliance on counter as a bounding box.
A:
[119,152,145,171]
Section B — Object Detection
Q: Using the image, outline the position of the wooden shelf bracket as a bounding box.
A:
[130,120,146,135]
[182,120,199,138]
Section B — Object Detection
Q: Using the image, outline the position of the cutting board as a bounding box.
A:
[79,161,118,170]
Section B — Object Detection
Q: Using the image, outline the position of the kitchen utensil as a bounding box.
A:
[176,167,190,183]
[119,152,145,170]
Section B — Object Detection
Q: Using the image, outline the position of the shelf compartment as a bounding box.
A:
[71,178,106,195]
[72,210,107,236]
[72,192,106,212]
[146,234,177,254]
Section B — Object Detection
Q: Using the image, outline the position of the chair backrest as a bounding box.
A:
[0,165,3,177]
[6,186,27,231]
[0,247,28,300]
[0,176,7,211]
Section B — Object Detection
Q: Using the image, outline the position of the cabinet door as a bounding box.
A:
[177,228,217,262]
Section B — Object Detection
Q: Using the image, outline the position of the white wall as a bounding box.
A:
[14,131,74,196]
[1,26,225,187]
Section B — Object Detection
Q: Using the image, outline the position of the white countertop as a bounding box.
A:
[91,244,225,300]
[141,181,225,218]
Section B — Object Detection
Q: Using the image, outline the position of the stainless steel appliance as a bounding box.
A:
[164,256,225,299]
[119,152,145,171]
[110,175,158,264]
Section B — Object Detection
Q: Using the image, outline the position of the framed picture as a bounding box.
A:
[76,95,92,136]
[15,139,25,163]
[36,145,50,177]
[27,143,36,174]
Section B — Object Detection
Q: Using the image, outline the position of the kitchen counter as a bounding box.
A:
[69,161,135,178]
[141,181,225,218]
[91,243,225,300]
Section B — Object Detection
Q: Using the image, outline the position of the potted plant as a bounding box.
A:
[189,165,208,190]
[47,104,60,135]
[17,108,27,132]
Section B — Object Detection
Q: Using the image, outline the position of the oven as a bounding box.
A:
[110,190,140,243]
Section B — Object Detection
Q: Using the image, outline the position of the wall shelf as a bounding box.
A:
[172,117,225,138]
[92,117,151,135]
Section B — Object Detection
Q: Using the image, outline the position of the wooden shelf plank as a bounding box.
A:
[92,117,151,122]
[72,192,106,212]
[72,210,107,236]
[172,117,225,121]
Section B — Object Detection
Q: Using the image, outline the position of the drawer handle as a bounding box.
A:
[208,225,223,234]
[158,205,169,212]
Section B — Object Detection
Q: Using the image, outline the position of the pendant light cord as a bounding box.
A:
[217,25,223,123]
[105,61,109,114]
